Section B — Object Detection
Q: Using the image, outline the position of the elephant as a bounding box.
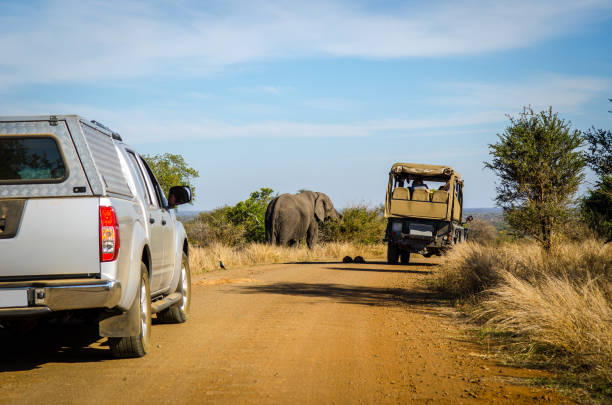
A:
[265,191,341,248]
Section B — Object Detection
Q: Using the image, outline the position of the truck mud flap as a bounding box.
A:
[0,199,25,239]
[99,292,140,337]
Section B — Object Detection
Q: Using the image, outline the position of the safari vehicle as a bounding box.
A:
[384,163,469,264]
[0,115,192,358]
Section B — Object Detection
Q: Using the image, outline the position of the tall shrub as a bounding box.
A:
[582,121,612,241]
[485,107,585,250]
[320,204,386,244]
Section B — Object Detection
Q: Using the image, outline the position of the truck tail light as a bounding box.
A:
[100,206,120,262]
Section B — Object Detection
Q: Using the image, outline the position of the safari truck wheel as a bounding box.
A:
[387,243,399,264]
[157,253,191,324]
[109,265,151,358]
[400,252,410,265]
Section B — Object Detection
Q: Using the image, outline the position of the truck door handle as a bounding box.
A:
[161,219,167,226]
[149,217,155,224]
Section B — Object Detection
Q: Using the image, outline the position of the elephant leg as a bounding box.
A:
[279,231,295,247]
[306,222,318,249]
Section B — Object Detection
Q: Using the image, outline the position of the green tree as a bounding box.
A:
[485,107,585,250]
[580,101,612,240]
[581,176,612,241]
[142,153,199,200]
[226,188,276,243]
[583,127,612,179]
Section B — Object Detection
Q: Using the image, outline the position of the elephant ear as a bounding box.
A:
[314,195,325,221]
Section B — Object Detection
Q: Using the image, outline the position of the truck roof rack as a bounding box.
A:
[90,120,123,141]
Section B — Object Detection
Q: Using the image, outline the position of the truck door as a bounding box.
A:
[140,159,176,289]
[125,152,166,293]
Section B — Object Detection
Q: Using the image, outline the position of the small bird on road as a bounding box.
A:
[219,260,226,270]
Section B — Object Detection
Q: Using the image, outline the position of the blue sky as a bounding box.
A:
[1,0,611,210]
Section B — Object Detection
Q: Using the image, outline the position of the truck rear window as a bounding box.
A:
[0,136,67,183]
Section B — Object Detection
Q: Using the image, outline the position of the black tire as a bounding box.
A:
[157,253,191,324]
[387,243,399,264]
[400,251,410,264]
[109,264,151,358]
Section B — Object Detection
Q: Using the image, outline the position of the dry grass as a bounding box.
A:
[432,240,612,399]
[189,242,385,273]
[479,273,612,377]
[434,240,611,299]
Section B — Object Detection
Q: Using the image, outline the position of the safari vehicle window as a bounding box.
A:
[391,176,449,192]
[0,136,67,183]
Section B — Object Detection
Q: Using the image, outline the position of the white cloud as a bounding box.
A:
[431,74,611,113]
[0,0,610,87]
[0,97,504,141]
[1,71,606,142]
[230,85,292,95]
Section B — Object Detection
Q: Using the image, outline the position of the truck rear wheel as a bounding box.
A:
[109,265,151,358]
[387,244,399,264]
[157,253,191,324]
[400,252,410,265]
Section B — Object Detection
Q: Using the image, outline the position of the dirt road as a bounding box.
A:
[0,257,570,404]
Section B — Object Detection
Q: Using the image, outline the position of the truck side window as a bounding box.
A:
[140,158,168,209]
[127,152,158,208]
[126,151,153,206]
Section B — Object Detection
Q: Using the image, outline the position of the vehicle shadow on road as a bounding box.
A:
[291,260,438,267]
[236,282,446,308]
[0,321,109,372]
[359,260,439,267]
[325,266,433,275]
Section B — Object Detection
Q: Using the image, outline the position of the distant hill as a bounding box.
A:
[464,207,507,230]
[175,209,201,221]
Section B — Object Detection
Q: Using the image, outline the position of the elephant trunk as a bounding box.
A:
[331,208,342,221]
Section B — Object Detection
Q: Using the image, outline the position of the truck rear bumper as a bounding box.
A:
[0,279,121,318]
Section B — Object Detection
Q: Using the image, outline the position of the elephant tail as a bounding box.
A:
[265,197,279,244]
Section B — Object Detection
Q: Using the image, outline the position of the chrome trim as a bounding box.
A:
[0,280,121,315]
[150,292,181,313]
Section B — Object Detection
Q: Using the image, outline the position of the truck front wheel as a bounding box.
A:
[109,265,151,358]
[387,244,399,264]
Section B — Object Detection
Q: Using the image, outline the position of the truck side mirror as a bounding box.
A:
[168,185,192,207]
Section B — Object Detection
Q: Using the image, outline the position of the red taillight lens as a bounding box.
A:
[100,206,120,262]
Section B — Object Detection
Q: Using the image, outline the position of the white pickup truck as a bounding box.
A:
[0,115,192,358]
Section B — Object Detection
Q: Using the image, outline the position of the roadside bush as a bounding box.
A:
[184,187,275,246]
[226,187,275,243]
[479,272,611,380]
[466,218,498,245]
[184,206,245,247]
[431,240,612,396]
[434,240,611,299]
[319,204,386,244]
